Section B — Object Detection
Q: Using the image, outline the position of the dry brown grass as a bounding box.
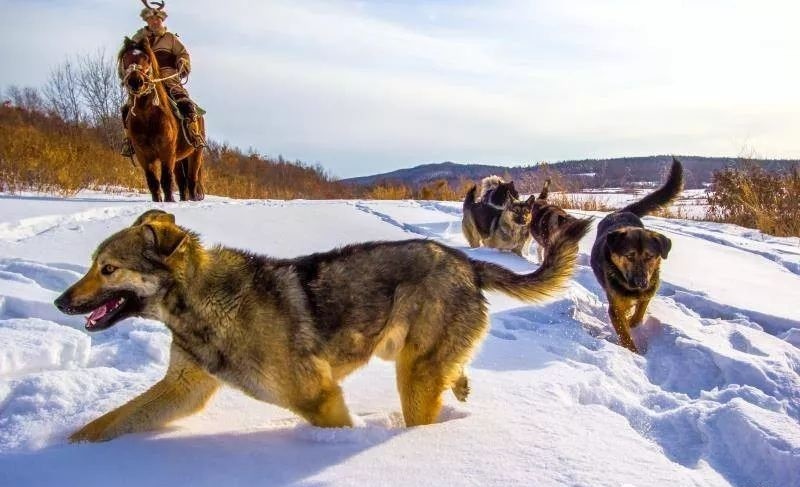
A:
[546,193,617,212]
[706,165,800,237]
[364,182,413,200]
[0,105,141,196]
[653,205,697,220]
[0,105,355,199]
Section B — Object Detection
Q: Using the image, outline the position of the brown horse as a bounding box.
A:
[118,37,205,202]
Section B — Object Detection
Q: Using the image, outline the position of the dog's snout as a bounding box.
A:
[632,274,648,289]
[54,293,75,314]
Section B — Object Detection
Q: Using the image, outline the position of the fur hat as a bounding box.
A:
[140,8,167,21]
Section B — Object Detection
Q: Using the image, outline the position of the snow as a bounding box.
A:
[0,192,798,487]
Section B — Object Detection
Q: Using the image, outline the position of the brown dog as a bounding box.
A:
[529,179,579,263]
[590,158,683,353]
[55,209,590,442]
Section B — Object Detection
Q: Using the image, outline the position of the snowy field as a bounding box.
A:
[0,191,798,487]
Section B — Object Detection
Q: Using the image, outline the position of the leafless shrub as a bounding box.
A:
[706,164,800,237]
[43,60,83,125]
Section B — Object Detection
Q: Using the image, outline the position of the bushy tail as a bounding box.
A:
[471,218,591,302]
[463,185,478,211]
[538,179,551,200]
[621,158,684,217]
[479,175,504,201]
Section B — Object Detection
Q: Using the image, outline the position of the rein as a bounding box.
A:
[122,63,181,115]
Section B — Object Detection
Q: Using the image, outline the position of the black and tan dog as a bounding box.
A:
[529,179,580,263]
[55,209,590,442]
[590,158,683,353]
[479,197,536,256]
[461,176,519,247]
[462,176,534,255]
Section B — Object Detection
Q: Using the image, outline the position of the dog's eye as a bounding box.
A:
[625,253,636,260]
[101,265,118,275]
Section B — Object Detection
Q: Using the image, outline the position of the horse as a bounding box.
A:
[117,37,205,202]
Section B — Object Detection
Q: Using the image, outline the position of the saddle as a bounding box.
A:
[167,97,206,147]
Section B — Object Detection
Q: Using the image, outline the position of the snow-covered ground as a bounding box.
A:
[1,192,798,487]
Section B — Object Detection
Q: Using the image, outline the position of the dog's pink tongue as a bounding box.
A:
[88,304,108,322]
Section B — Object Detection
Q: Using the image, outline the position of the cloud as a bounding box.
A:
[2,0,798,177]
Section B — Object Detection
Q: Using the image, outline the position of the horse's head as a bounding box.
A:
[118,37,154,96]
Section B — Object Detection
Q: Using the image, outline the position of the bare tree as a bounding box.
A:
[43,60,84,124]
[77,49,126,147]
[5,85,46,112]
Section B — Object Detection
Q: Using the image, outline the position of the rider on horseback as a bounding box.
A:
[121,1,205,156]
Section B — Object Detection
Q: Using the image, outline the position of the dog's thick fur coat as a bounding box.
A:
[529,179,579,263]
[462,177,533,255]
[590,158,683,353]
[55,210,590,442]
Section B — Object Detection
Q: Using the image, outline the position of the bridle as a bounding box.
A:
[121,58,179,114]
[122,62,156,98]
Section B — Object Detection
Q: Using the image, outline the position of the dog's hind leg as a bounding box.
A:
[397,295,488,425]
[69,345,219,443]
[451,367,470,402]
[396,348,449,426]
[462,213,482,248]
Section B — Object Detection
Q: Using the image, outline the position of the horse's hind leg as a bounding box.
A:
[187,149,204,201]
[176,158,189,201]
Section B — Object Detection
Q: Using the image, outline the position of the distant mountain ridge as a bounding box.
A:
[343,156,799,190]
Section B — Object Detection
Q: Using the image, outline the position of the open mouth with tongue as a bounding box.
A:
[82,292,140,331]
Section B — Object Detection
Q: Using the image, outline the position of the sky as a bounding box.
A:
[1,0,799,178]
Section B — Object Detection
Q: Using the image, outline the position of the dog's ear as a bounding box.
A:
[606,229,628,250]
[650,231,672,259]
[142,222,188,259]
[507,181,520,200]
[133,210,175,227]
[525,195,536,206]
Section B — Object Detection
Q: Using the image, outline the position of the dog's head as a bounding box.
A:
[54,210,193,331]
[507,195,536,226]
[606,227,671,290]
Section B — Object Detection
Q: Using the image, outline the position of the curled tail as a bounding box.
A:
[471,218,591,301]
[463,185,478,211]
[538,179,551,200]
[621,157,684,217]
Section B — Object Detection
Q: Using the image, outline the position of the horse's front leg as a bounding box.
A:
[142,159,162,202]
[160,154,177,203]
